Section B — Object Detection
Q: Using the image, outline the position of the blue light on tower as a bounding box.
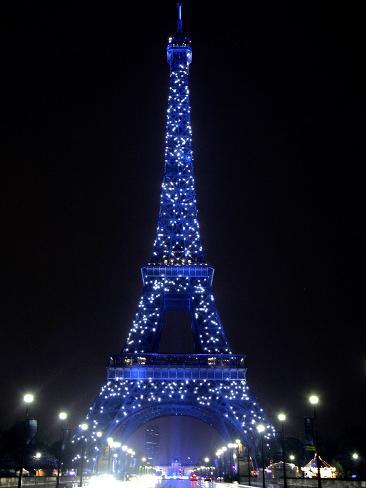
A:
[75,2,275,471]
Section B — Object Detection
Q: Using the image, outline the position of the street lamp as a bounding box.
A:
[59,412,67,421]
[140,457,147,475]
[23,393,34,417]
[204,457,210,463]
[238,438,251,486]
[227,443,239,481]
[56,411,68,488]
[257,424,266,488]
[308,395,321,488]
[18,393,35,488]
[107,437,114,473]
[277,412,288,488]
[79,423,88,487]
[93,431,103,475]
[289,454,295,462]
[352,452,359,461]
[216,449,224,478]
[35,452,42,460]
[309,395,319,406]
[234,439,243,485]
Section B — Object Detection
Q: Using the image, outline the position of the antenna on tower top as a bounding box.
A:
[177,1,183,32]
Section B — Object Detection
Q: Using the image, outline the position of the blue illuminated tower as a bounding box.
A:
[76,3,274,469]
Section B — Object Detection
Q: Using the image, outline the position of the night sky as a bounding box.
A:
[1,0,365,461]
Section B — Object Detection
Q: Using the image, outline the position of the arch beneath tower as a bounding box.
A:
[106,402,246,445]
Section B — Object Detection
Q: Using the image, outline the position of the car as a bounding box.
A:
[204,476,212,481]
[189,473,199,481]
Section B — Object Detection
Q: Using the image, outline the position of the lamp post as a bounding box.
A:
[18,393,35,488]
[351,452,360,478]
[278,413,288,488]
[257,424,266,488]
[216,448,226,479]
[79,423,88,487]
[222,446,228,481]
[141,457,147,475]
[34,451,42,475]
[107,437,114,474]
[228,443,238,481]
[121,445,128,480]
[309,395,321,488]
[235,439,243,484]
[245,441,252,486]
[125,447,135,480]
[215,449,222,478]
[56,411,68,488]
[204,457,209,477]
[112,442,121,475]
[94,431,103,474]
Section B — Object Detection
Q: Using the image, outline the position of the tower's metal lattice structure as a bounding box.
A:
[76,2,274,465]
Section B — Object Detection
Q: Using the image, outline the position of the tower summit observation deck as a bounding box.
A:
[77,2,274,460]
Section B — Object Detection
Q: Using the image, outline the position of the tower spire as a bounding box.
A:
[152,1,197,265]
[177,2,183,32]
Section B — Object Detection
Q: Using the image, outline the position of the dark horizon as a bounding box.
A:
[1,0,365,459]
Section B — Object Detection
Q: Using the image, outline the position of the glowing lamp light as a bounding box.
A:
[112,441,121,448]
[96,431,103,438]
[107,437,114,446]
[204,457,210,463]
[80,423,88,431]
[289,454,295,461]
[122,445,128,452]
[235,439,241,444]
[58,411,68,421]
[35,452,42,459]
[142,457,147,462]
[257,424,266,434]
[23,393,34,404]
[352,452,359,460]
[278,413,286,422]
[309,395,319,405]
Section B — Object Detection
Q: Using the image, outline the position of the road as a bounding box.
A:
[87,479,251,488]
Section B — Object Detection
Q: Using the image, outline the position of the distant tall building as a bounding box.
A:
[145,424,160,464]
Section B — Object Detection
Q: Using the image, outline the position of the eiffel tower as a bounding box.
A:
[78,2,274,465]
